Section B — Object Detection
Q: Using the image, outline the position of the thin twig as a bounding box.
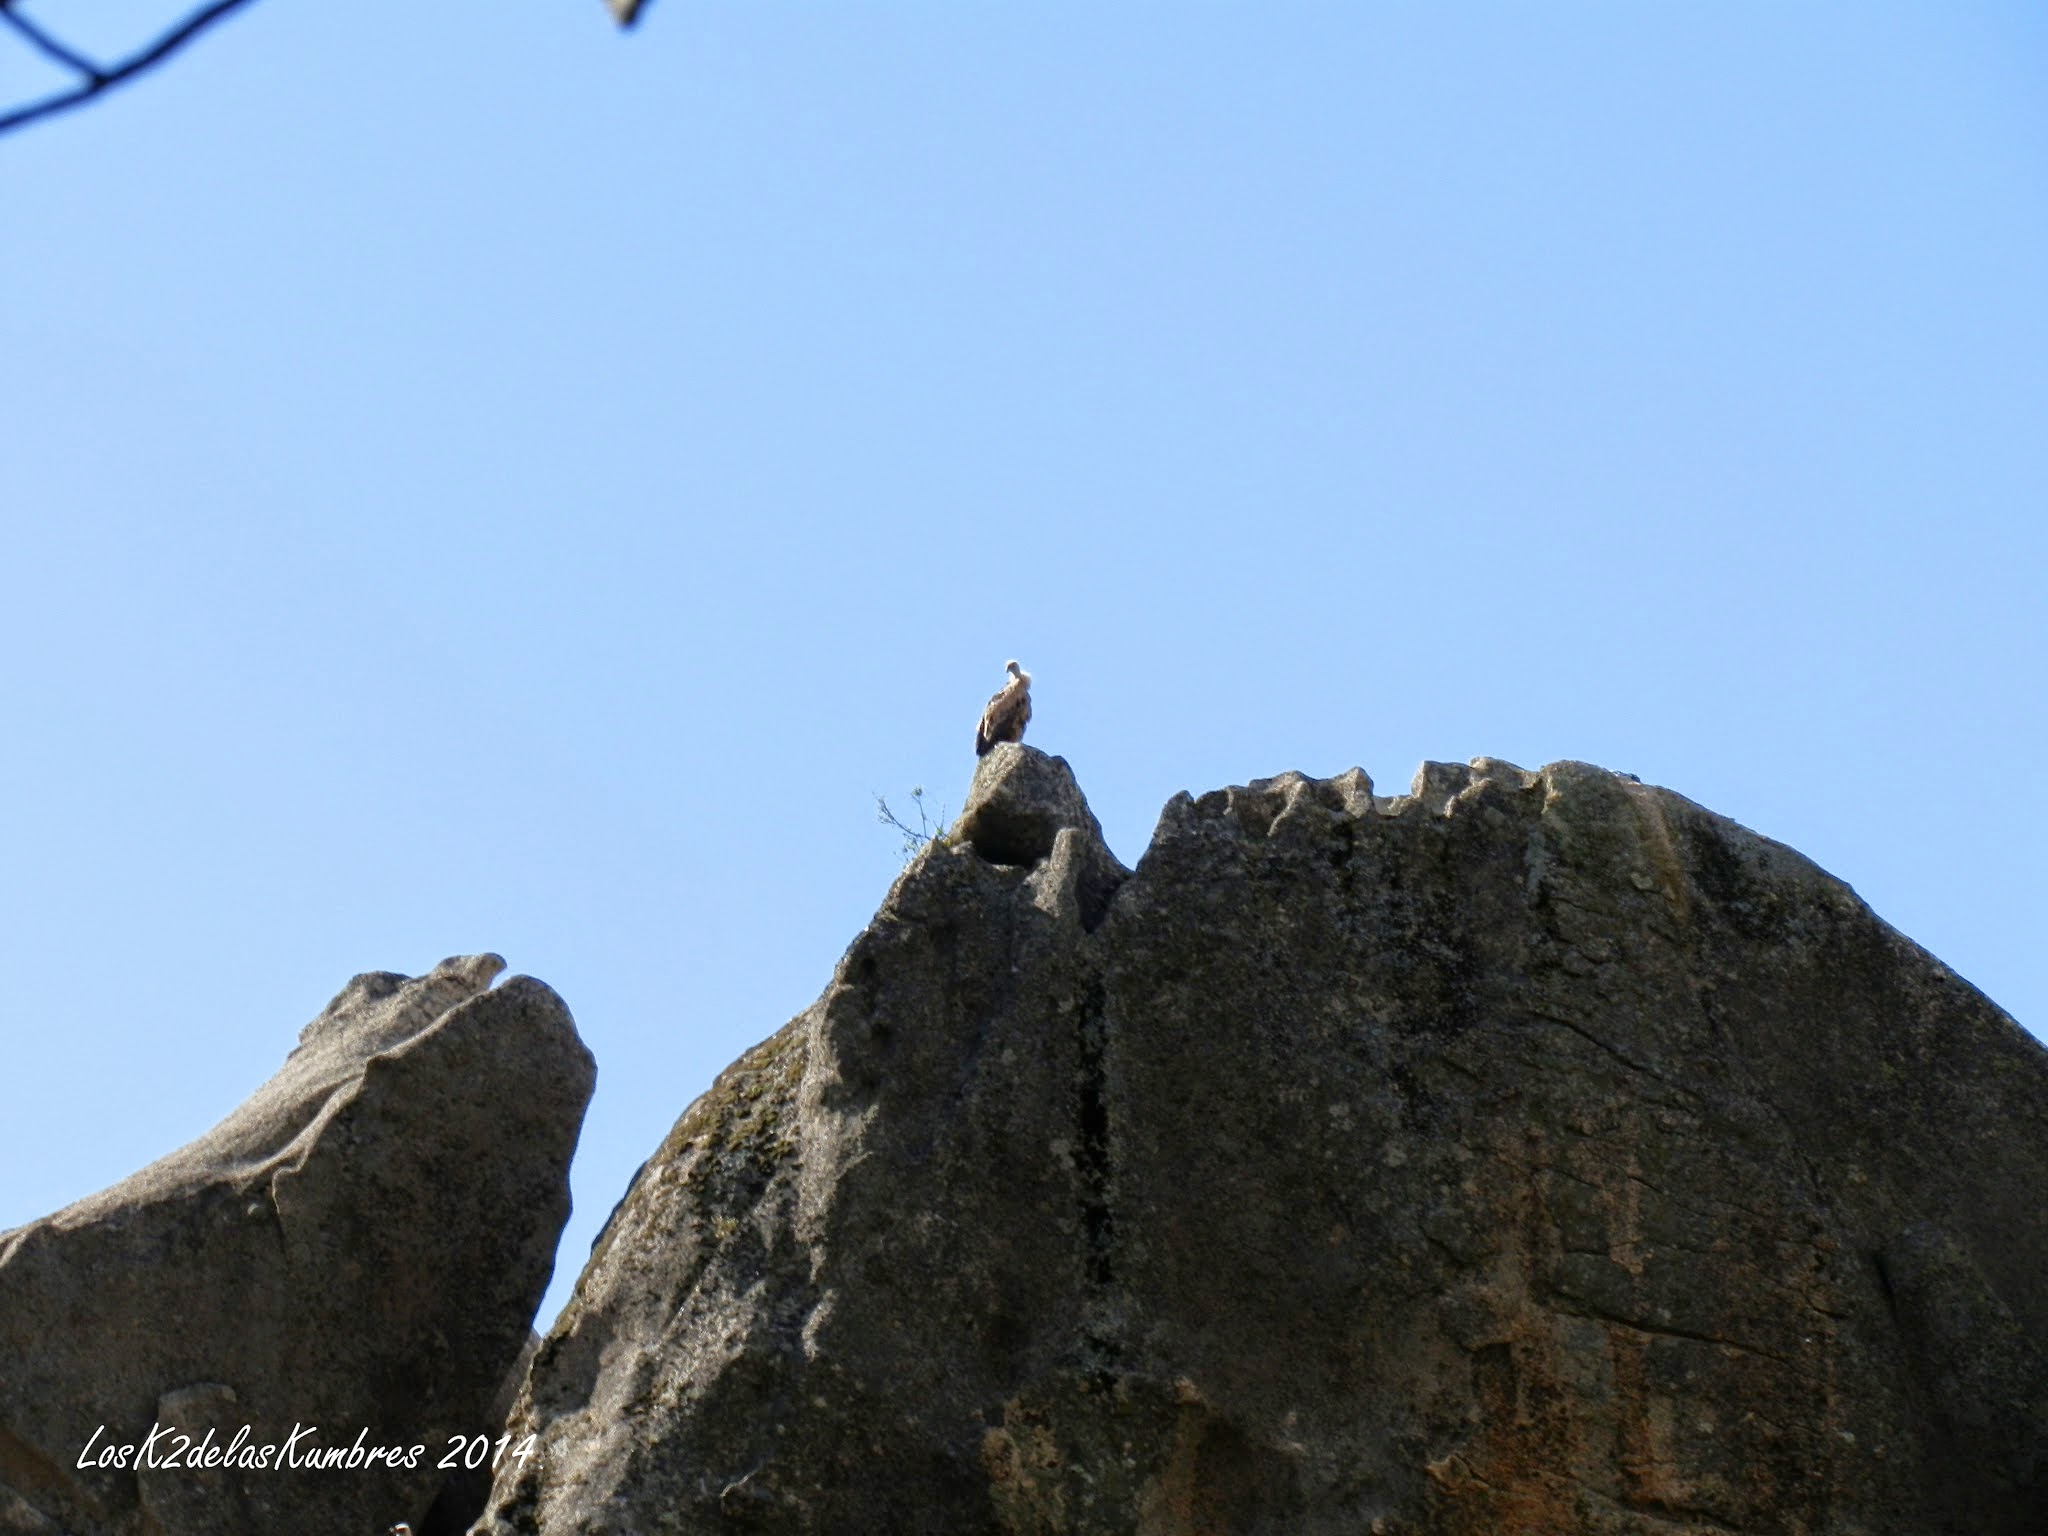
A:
[0,3,105,80]
[876,788,949,862]
[0,0,262,138]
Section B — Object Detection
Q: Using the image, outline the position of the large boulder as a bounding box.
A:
[0,954,594,1536]
[480,752,2048,1534]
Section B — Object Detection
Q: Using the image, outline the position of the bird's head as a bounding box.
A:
[1005,659,1026,681]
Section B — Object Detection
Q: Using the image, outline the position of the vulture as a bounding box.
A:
[975,660,1032,756]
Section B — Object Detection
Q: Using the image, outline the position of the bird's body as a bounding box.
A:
[976,660,1032,756]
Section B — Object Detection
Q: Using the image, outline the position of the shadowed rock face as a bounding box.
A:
[480,749,2048,1535]
[0,955,594,1536]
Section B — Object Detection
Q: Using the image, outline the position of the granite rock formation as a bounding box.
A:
[479,749,2048,1535]
[0,954,593,1536]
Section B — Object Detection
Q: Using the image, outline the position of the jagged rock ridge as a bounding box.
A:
[0,955,594,1536]
[481,751,2048,1535]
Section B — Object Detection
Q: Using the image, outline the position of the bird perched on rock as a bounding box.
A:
[976,660,1032,756]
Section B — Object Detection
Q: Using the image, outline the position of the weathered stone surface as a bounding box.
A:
[417,1333,539,1536]
[0,955,594,1536]
[481,753,2048,1535]
[953,744,1129,933]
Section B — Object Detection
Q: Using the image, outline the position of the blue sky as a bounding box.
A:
[5,4,2043,1327]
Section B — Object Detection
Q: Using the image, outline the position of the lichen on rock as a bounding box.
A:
[0,955,594,1536]
[480,752,2048,1535]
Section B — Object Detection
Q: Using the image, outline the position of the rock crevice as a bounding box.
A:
[481,751,2048,1535]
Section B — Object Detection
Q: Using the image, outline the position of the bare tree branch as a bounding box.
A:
[0,0,262,138]
[1,3,102,79]
[3,0,649,139]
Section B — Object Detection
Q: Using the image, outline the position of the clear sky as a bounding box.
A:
[5,4,2043,1327]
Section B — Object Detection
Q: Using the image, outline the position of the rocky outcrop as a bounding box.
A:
[479,749,2048,1535]
[0,954,594,1536]
[416,1332,540,1536]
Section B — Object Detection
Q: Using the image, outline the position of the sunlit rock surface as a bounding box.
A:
[0,955,593,1536]
[482,751,2047,1535]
